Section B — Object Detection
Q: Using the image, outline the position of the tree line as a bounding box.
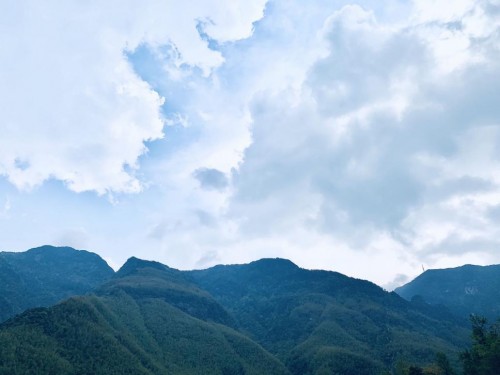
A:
[395,315,500,375]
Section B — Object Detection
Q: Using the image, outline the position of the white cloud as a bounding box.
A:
[3,0,500,289]
[220,1,500,283]
[120,0,500,287]
[0,0,266,194]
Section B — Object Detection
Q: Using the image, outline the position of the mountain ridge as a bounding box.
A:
[189,258,469,373]
[2,246,496,374]
[395,263,500,321]
[0,252,290,374]
[0,245,114,322]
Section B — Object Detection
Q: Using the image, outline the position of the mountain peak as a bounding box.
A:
[248,257,299,270]
[27,245,76,252]
[117,256,169,277]
[0,245,114,322]
[22,245,104,262]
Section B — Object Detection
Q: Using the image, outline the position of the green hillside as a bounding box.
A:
[395,264,500,321]
[0,245,114,322]
[0,257,288,375]
[189,258,470,374]
[0,250,483,374]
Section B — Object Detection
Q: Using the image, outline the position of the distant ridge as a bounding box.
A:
[395,263,500,321]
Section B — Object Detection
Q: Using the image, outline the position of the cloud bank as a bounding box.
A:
[226,1,500,285]
[2,0,500,288]
[0,0,265,194]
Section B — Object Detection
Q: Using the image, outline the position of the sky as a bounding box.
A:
[1,0,500,290]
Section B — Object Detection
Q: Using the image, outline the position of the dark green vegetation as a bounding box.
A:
[391,352,456,374]
[393,316,500,375]
[461,315,500,375]
[1,247,496,374]
[0,245,114,322]
[189,259,469,374]
[0,257,288,375]
[395,265,500,321]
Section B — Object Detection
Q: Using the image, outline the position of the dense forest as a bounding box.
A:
[0,246,498,374]
[396,265,500,321]
[189,259,469,373]
[0,246,113,322]
[390,316,500,375]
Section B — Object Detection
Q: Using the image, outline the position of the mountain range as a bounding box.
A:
[0,245,496,374]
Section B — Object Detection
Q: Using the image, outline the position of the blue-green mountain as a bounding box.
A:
[189,259,469,374]
[0,256,288,375]
[0,245,114,322]
[0,247,486,374]
[395,264,500,321]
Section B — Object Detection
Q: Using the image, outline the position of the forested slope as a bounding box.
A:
[0,249,481,374]
[190,259,470,374]
[396,264,500,321]
[0,257,288,375]
[0,245,114,322]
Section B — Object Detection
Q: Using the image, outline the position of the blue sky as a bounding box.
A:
[1,0,500,289]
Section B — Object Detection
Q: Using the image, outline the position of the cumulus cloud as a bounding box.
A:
[227,0,500,278]
[231,5,424,235]
[3,0,500,287]
[0,0,266,194]
[126,0,500,285]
